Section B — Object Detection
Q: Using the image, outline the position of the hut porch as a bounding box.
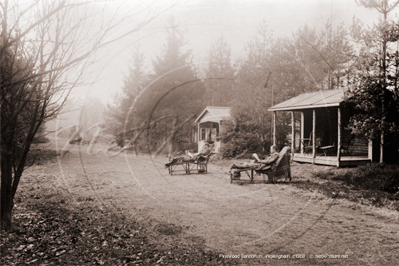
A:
[293,153,371,167]
[269,89,373,167]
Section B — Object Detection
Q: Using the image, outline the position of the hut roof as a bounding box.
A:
[195,106,231,123]
[268,89,344,111]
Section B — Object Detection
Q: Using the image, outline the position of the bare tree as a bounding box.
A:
[0,0,170,231]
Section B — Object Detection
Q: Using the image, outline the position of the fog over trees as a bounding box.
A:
[102,1,399,163]
[104,11,360,157]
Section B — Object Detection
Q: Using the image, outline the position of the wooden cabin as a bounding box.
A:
[194,106,231,153]
[269,89,373,167]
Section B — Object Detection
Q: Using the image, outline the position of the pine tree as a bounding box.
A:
[134,16,205,120]
[319,20,353,90]
[131,16,206,154]
[104,45,148,144]
[220,23,275,156]
[345,0,399,162]
[204,35,235,106]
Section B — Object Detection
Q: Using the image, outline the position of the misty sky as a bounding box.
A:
[74,0,383,104]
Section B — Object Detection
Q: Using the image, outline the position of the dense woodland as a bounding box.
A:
[104,2,399,160]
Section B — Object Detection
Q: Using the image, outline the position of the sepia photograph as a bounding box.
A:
[1,0,399,265]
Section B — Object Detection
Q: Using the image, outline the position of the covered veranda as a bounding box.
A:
[269,90,373,167]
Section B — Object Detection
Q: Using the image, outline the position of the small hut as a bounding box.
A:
[194,106,231,153]
[269,89,373,167]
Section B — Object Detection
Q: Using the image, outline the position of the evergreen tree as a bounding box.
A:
[219,23,275,157]
[270,25,323,100]
[152,16,204,116]
[344,0,399,162]
[319,20,353,90]
[104,45,148,145]
[269,22,352,100]
[204,35,235,106]
[234,23,274,151]
[221,20,353,157]
[132,16,206,153]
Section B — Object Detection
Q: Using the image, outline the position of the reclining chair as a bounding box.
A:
[186,150,214,174]
[255,146,292,183]
[166,146,215,175]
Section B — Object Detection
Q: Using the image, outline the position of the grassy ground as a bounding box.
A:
[1,147,235,265]
[290,164,399,211]
[213,158,399,212]
[1,139,399,265]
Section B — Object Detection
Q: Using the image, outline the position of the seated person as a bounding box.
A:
[165,141,214,167]
[257,145,280,165]
[230,145,280,171]
[187,141,214,159]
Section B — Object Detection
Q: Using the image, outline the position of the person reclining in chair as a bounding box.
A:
[187,141,214,160]
[165,141,214,167]
[256,145,279,166]
[230,145,279,174]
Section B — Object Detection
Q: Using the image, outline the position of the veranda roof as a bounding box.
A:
[268,89,345,111]
[195,106,231,123]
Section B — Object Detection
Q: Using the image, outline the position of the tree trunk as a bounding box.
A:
[380,2,388,163]
[0,125,31,231]
[1,152,14,231]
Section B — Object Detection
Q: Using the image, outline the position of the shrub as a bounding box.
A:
[219,119,268,158]
[330,163,399,194]
[313,169,336,180]
[218,104,292,158]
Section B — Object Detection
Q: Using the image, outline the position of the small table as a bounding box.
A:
[319,144,335,156]
[230,168,256,183]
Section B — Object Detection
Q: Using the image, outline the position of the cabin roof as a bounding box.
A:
[268,89,344,111]
[195,106,231,123]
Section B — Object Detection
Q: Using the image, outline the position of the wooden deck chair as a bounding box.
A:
[186,146,215,174]
[167,157,189,175]
[302,132,313,154]
[304,132,323,154]
[166,146,215,175]
[256,146,292,183]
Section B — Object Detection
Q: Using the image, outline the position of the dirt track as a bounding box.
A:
[25,140,399,265]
